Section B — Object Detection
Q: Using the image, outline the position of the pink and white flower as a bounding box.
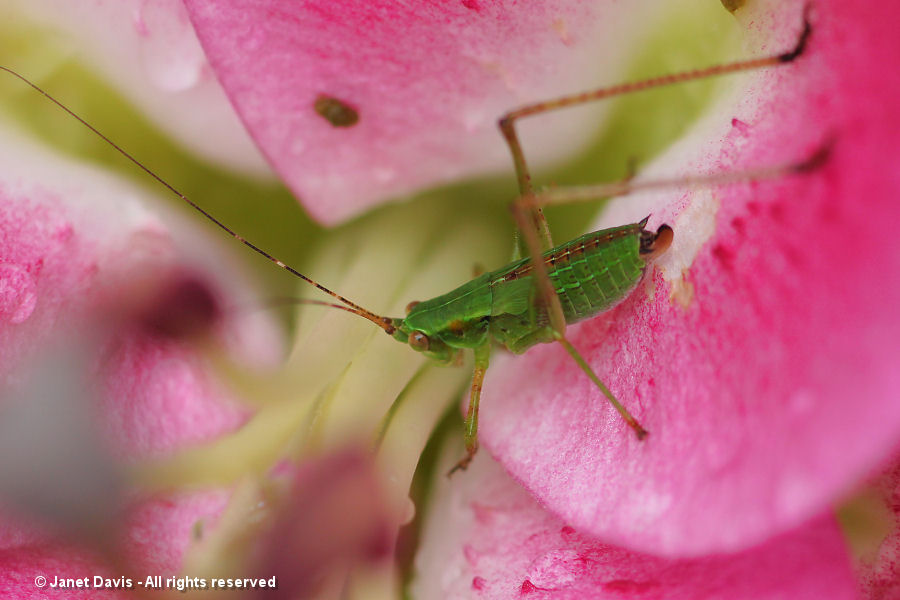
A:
[1,0,898,597]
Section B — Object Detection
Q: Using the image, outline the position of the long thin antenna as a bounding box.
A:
[236,297,385,322]
[0,66,396,335]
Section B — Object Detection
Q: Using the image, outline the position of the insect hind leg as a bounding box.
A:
[497,3,813,183]
[528,139,833,209]
[555,332,648,440]
[497,3,814,235]
[490,4,812,448]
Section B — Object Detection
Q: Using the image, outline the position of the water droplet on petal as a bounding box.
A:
[372,167,397,184]
[135,1,207,92]
[289,137,307,155]
[399,495,416,525]
[462,108,488,132]
[142,45,205,93]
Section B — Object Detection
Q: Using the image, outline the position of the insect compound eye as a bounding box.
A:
[408,331,430,352]
[405,300,421,315]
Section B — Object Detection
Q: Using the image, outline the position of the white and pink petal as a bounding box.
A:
[480,0,900,555]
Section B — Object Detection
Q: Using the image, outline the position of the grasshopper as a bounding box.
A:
[0,5,814,474]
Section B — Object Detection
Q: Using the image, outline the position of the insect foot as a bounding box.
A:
[778,3,813,64]
[792,136,835,174]
[447,451,476,478]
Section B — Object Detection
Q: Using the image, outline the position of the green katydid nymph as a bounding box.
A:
[0,4,814,474]
[391,218,673,473]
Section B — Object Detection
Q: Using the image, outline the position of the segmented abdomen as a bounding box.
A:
[545,224,647,324]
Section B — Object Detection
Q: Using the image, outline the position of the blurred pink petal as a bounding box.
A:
[183,0,643,223]
[0,490,228,599]
[14,0,269,174]
[0,130,277,589]
[98,332,248,460]
[123,490,231,574]
[480,0,900,555]
[0,545,126,600]
[0,129,258,458]
[414,453,858,599]
[250,448,393,599]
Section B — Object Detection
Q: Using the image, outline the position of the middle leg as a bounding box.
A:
[448,342,492,475]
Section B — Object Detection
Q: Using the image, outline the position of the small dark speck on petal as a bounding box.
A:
[314,95,359,128]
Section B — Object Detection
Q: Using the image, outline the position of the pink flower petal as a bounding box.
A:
[480,0,900,555]
[183,0,644,223]
[414,453,858,599]
[14,0,269,174]
[0,129,265,459]
[0,128,276,588]
[123,490,230,574]
[0,545,127,600]
[0,491,228,598]
[251,449,393,597]
[98,333,248,460]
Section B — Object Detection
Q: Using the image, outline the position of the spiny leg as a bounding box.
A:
[526,140,832,209]
[494,6,812,440]
[498,3,812,195]
[497,3,811,248]
[448,342,492,476]
[507,147,829,443]
[506,202,649,440]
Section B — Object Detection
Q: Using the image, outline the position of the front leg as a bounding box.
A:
[448,342,492,476]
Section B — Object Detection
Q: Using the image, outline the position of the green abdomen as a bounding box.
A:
[490,223,647,326]
[547,225,646,323]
